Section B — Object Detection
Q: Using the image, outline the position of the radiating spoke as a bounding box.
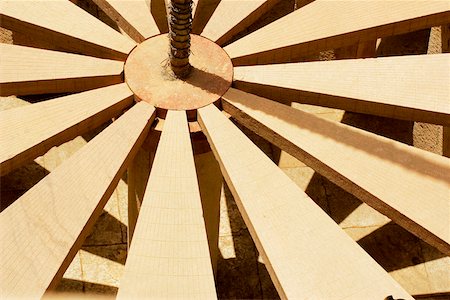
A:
[200,0,280,46]
[234,54,450,126]
[92,0,160,43]
[118,110,216,299]
[0,0,136,60]
[152,0,170,33]
[295,0,315,9]
[0,44,124,96]
[192,0,199,20]
[0,84,134,176]
[192,0,220,34]
[198,104,412,299]
[222,88,450,256]
[224,0,450,65]
[0,102,155,299]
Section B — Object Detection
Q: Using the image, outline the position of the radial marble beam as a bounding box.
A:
[0,0,136,60]
[0,84,134,176]
[222,88,450,256]
[224,0,450,65]
[118,110,217,299]
[234,54,450,126]
[92,0,160,43]
[0,44,124,96]
[200,0,280,46]
[0,102,155,299]
[198,104,412,299]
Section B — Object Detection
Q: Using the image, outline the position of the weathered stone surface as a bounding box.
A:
[80,246,126,295]
[84,210,125,246]
[216,234,272,299]
[54,279,84,294]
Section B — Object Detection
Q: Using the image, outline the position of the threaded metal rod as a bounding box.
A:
[169,0,193,78]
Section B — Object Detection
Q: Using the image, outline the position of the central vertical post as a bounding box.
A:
[169,0,193,78]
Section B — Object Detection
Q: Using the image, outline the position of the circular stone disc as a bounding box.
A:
[124,34,233,111]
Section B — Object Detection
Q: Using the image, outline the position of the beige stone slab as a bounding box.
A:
[222,88,450,256]
[200,0,280,46]
[419,246,450,294]
[92,0,160,43]
[0,102,155,299]
[80,247,126,289]
[60,252,83,287]
[0,0,136,60]
[117,111,217,299]
[224,0,450,65]
[428,26,443,54]
[0,96,25,112]
[0,44,124,96]
[339,203,391,241]
[389,257,450,296]
[280,166,315,190]
[198,104,411,300]
[33,136,88,172]
[340,204,391,230]
[233,54,450,126]
[0,84,134,176]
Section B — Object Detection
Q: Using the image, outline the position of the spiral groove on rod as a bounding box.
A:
[169,0,193,78]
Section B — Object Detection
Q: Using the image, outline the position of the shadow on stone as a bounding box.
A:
[151,0,169,33]
[70,0,120,31]
[54,278,118,296]
[377,29,430,57]
[341,112,413,146]
[305,172,362,224]
[83,211,127,255]
[81,243,127,267]
[358,221,447,272]
[0,161,49,212]
[216,183,279,300]
[186,66,232,97]
[414,292,450,300]
[194,151,222,274]
[20,93,73,104]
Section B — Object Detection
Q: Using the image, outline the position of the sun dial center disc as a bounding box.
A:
[124,34,233,111]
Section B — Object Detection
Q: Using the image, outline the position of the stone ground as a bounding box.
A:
[1,1,449,299]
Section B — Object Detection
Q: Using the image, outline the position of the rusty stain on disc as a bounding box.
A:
[124,34,233,111]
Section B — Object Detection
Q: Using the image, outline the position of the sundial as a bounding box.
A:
[0,0,449,299]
